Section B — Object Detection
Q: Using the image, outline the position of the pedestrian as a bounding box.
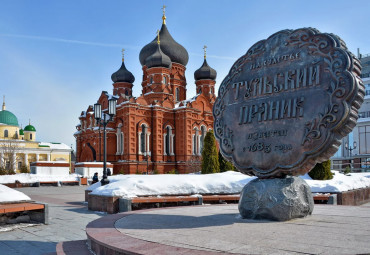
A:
[92,172,99,184]
[107,168,111,176]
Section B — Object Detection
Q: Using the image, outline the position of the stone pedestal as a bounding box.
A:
[238,176,314,221]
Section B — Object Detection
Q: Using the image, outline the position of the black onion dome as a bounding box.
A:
[139,24,189,66]
[111,61,135,83]
[145,44,172,68]
[194,59,217,81]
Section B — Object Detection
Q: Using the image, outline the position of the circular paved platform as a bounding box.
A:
[86,204,370,255]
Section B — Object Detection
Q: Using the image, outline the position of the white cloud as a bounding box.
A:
[0,33,140,50]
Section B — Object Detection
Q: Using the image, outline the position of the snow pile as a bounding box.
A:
[38,142,71,150]
[89,171,370,198]
[89,171,256,198]
[301,171,370,192]
[0,173,81,184]
[0,184,31,202]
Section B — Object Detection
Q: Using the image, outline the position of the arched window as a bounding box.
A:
[125,89,129,96]
[193,128,199,155]
[165,126,171,155]
[15,131,18,139]
[199,88,202,94]
[116,125,124,155]
[140,124,146,153]
[150,77,153,84]
[30,133,33,140]
[138,123,150,155]
[120,133,124,154]
[176,88,180,102]
[163,76,167,84]
[4,130,8,138]
[164,126,174,156]
[200,126,206,153]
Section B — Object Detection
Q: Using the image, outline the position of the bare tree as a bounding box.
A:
[0,140,21,174]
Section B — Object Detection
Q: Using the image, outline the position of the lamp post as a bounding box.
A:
[143,151,149,175]
[94,97,117,186]
[345,141,357,158]
[345,141,357,170]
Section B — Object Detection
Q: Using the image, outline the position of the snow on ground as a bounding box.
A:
[301,171,370,192]
[0,173,80,184]
[0,184,31,202]
[89,171,256,198]
[88,171,370,198]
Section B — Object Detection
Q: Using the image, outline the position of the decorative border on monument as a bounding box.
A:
[213,28,364,178]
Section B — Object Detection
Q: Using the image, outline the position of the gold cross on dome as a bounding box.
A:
[121,48,125,62]
[162,5,166,24]
[203,45,207,59]
[157,30,160,45]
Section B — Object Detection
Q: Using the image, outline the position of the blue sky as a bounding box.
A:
[1,0,369,150]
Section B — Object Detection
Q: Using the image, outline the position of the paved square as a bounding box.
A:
[0,186,102,255]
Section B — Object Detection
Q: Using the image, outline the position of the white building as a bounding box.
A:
[332,51,370,171]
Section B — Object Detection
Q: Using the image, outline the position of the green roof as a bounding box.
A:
[0,110,19,126]
[24,124,36,132]
[19,129,24,135]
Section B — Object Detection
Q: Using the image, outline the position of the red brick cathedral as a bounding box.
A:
[75,11,217,174]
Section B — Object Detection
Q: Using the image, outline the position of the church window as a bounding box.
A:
[211,87,214,94]
[199,88,202,94]
[125,89,129,96]
[116,125,124,155]
[176,88,180,102]
[15,131,18,139]
[200,126,206,153]
[164,126,174,156]
[193,128,199,155]
[4,130,8,138]
[120,133,124,154]
[163,76,167,84]
[30,134,33,140]
[139,124,149,154]
[150,77,153,84]
[18,162,22,170]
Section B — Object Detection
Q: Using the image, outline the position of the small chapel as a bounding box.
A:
[74,8,217,174]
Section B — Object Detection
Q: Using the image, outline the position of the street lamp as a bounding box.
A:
[94,97,117,186]
[345,141,357,158]
[143,151,149,175]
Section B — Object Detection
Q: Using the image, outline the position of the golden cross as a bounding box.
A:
[162,5,166,24]
[121,48,125,62]
[157,30,160,44]
[203,45,207,59]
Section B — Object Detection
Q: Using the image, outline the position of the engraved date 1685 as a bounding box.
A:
[243,142,292,153]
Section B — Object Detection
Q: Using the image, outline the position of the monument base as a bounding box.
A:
[239,176,314,221]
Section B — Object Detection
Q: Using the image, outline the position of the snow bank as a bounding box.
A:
[0,184,31,202]
[89,171,370,198]
[0,173,81,184]
[301,171,370,192]
[89,171,256,198]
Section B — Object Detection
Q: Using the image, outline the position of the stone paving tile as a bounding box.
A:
[0,186,102,255]
[115,204,370,255]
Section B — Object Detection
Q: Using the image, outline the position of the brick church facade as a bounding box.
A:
[74,12,217,174]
